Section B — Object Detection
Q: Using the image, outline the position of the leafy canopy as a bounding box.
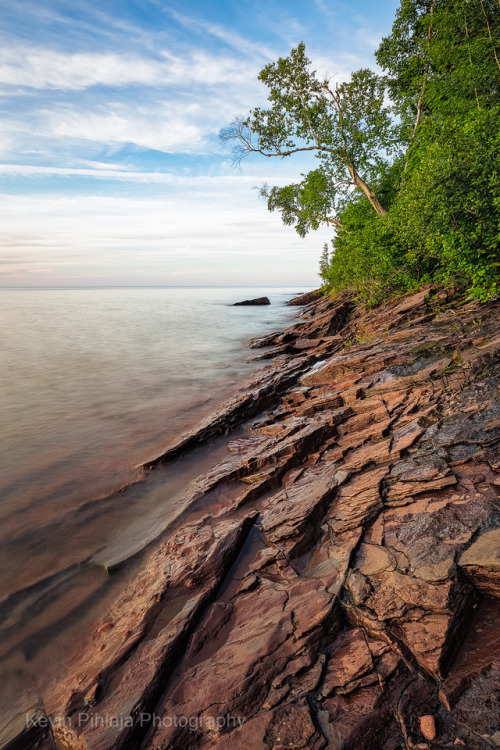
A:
[221,42,395,223]
[221,0,500,303]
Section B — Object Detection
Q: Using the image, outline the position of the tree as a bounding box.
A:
[319,242,331,284]
[324,0,500,302]
[221,4,499,304]
[376,0,500,161]
[220,43,395,233]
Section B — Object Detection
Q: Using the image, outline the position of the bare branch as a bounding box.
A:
[296,91,323,150]
[220,117,333,162]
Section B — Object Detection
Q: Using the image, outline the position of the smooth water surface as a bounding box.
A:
[0,287,300,593]
[0,286,304,740]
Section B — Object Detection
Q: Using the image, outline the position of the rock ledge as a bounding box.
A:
[16,287,500,750]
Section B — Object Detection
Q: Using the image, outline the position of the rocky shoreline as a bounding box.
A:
[13,287,500,750]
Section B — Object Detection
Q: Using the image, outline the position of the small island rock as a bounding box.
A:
[233,296,271,306]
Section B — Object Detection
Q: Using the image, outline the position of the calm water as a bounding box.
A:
[0,287,301,580]
[0,286,303,740]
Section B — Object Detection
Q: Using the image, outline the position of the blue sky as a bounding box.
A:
[0,0,399,287]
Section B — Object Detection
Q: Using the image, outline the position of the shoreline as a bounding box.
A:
[6,287,500,750]
[0,290,301,600]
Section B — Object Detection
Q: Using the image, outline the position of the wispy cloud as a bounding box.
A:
[163,8,277,61]
[0,163,290,185]
[0,45,260,92]
[0,0,398,285]
[0,38,265,156]
[46,104,207,153]
[0,48,160,90]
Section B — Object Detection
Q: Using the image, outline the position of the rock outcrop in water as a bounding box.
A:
[15,287,500,750]
[233,296,271,306]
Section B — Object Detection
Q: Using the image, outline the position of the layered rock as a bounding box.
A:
[15,287,500,750]
[459,528,500,597]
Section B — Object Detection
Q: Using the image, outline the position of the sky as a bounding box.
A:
[0,0,400,287]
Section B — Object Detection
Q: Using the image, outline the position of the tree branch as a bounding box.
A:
[276,205,345,231]
[478,0,500,72]
[403,1,436,174]
[296,91,324,150]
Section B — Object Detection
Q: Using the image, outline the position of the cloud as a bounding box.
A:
[164,9,277,61]
[0,48,161,90]
[0,191,331,285]
[0,164,178,182]
[0,128,13,158]
[0,41,265,156]
[46,105,207,153]
[0,0,395,287]
[0,163,287,185]
[0,45,260,92]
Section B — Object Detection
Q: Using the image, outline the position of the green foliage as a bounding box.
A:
[319,243,330,284]
[324,0,500,303]
[222,0,500,304]
[325,110,500,302]
[260,169,341,236]
[220,42,395,221]
[377,0,500,125]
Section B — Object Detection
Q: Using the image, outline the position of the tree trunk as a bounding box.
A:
[349,167,387,215]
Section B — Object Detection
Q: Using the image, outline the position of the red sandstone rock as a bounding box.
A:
[15,287,500,750]
[328,467,386,532]
[458,528,500,597]
[420,714,436,741]
[286,290,323,306]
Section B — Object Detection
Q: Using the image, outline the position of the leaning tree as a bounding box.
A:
[220,43,396,236]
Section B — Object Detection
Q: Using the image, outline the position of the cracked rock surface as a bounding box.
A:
[13,287,500,750]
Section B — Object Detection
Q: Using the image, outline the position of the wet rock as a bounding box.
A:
[19,287,500,750]
[233,296,271,306]
[50,514,258,750]
[286,290,323,306]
